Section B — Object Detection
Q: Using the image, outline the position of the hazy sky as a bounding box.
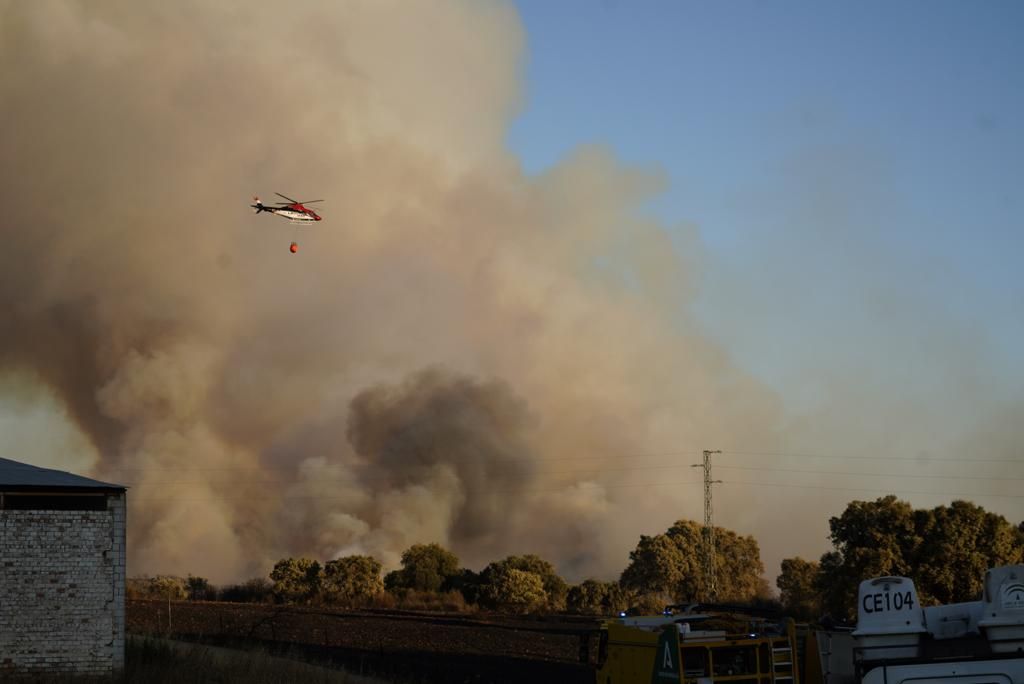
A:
[509,5,1024,465]
[1,0,1021,587]
[510,0,1024,395]
[508,0,1024,566]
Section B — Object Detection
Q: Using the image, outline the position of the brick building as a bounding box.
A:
[0,457,126,677]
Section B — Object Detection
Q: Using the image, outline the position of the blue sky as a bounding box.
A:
[508,0,1024,419]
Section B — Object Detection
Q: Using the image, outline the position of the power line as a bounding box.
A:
[111,478,705,500]
[80,448,1024,471]
[714,464,1024,482]
[721,450,1024,464]
[717,479,1024,500]
[96,461,1024,487]
[9,447,1024,503]
[103,474,1024,503]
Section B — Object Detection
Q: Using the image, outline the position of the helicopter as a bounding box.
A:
[251,192,323,253]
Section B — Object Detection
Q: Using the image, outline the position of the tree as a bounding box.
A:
[322,555,384,605]
[619,533,691,604]
[480,566,547,612]
[704,523,765,600]
[818,496,1024,620]
[186,575,213,601]
[383,569,403,592]
[151,576,188,600]
[509,555,569,610]
[818,495,918,619]
[776,558,821,621]
[389,543,461,593]
[481,555,568,611]
[914,500,1024,605]
[445,568,483,605]
[620,520,765,604]
[567,579,629,615]
[270,557,322,604]
[605,583,631,613]
[567,579,607,615]
[127,575,188,600]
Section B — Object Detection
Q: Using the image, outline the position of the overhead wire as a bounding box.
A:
[88,447,1024,470]
[84,451,1023,486]
[10,447,1021,503]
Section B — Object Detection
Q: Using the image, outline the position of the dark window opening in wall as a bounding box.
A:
[1,494,108,511]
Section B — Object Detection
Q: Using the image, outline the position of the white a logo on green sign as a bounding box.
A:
[651,626,681,683]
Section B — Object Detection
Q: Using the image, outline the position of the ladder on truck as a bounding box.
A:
[769,639,796,684]
[769,620,801,684]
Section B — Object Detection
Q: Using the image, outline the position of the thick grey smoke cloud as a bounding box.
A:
[10,1,1015,587]
[0,0,788,583]
[347,370,538,546]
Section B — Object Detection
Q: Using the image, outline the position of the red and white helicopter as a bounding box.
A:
[251,192,323,253]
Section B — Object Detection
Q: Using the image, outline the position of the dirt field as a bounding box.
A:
[127,600,602,683]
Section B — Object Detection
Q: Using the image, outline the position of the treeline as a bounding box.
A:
[130,547,609,614]
[129,496,1024,621]
[777,496,1024,622]
[128,521,766,616]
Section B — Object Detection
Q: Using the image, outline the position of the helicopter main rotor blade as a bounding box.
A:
[275,192,299,204]
[295,199,324,204]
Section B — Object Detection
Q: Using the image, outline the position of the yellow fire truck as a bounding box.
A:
[595,606,820,684]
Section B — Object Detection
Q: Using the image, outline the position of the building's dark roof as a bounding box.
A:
[0,457,126,492]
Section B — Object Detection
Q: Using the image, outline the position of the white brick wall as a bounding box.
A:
[0,492,126,677]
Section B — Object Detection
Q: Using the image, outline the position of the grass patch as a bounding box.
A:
[125,636,389,684]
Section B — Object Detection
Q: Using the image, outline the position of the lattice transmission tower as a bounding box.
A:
[691,449,722,601]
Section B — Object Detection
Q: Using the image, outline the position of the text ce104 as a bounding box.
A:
[862,590,916,613]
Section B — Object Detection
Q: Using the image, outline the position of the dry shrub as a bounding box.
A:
[364,591,399,609]
[218,577,274,604]
[128,576,188,600]
[396,590,473,613]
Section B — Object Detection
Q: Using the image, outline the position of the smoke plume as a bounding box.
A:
[0,0,779,582]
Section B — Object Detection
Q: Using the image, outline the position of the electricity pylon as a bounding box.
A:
[692,449,722,602]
